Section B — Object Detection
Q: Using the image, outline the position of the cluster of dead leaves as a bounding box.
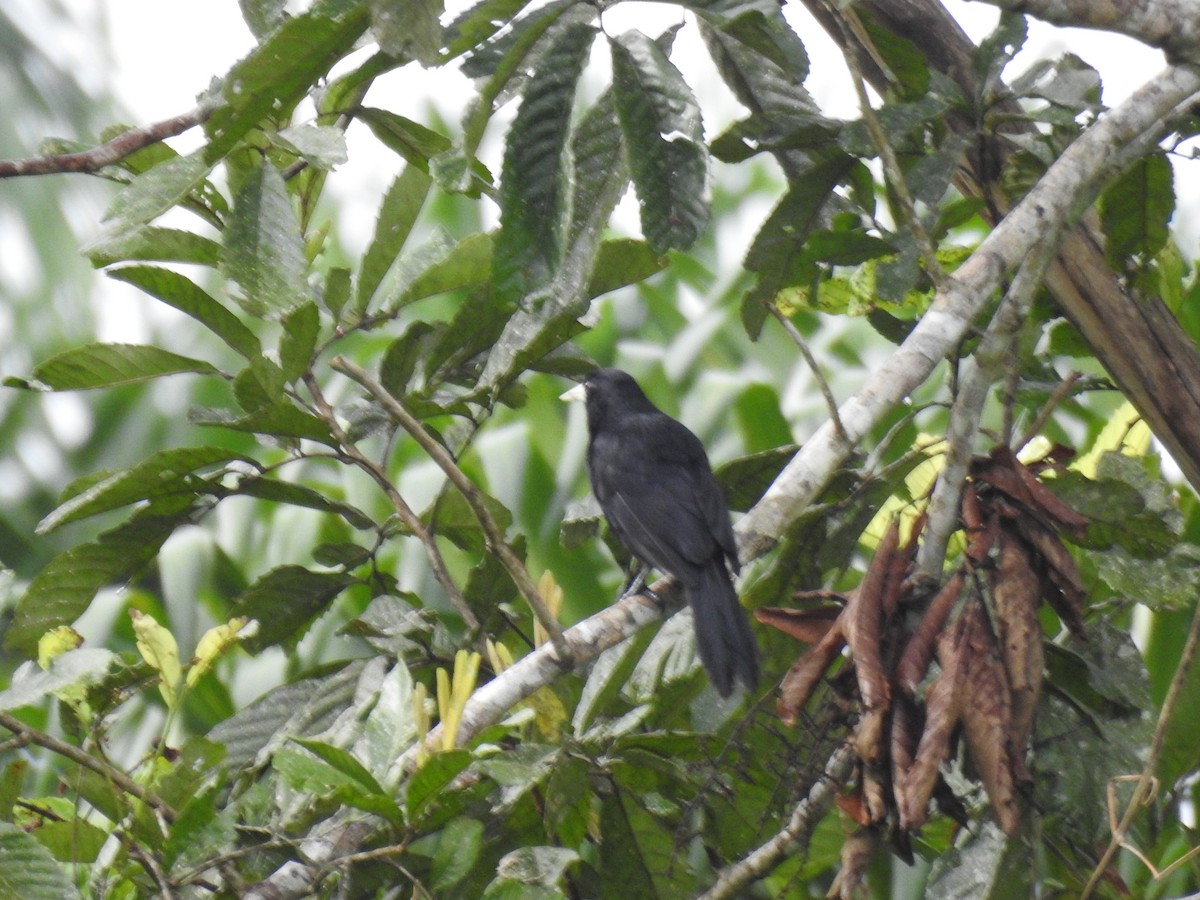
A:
[758,446,1089,873]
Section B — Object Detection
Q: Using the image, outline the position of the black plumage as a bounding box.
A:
[564,368,759,696]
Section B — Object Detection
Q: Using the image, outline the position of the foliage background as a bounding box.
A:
[2,0,1200,897]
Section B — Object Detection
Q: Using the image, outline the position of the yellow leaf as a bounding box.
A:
[534,570,564,648]
[38,626,83,670]
[186,617,250,687]
[130,609,181,708]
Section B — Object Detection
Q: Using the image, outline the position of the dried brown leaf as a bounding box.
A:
[835,782,872,827]
[755,605,844,644]
[827,830,875,900]
[1018,519,1088,638]
[776,623,846,727]
[991,531,1044,757]
[895,570,966,695]
[898,609,969,831]
[961,484,997,565]
[972,446,1088,534]
[959,601,1022,835]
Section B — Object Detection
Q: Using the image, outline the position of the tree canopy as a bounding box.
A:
[2,0,1200,897]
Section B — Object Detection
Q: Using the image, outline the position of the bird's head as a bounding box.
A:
[560,368,658,428]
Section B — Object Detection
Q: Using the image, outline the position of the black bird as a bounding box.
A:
[562,368,759,696]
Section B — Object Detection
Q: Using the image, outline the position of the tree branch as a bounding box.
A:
[331,356,570,658]
[0,107,210,179]
[982,0,1200,62]
[741,62,1200,555]
[0,711,176,824]
[700,743,857,898]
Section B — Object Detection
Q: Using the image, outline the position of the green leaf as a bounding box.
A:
[380,321,443,396]
[584,239,668,299]
[279,301,321,381]
[0,822,82,899]
[291,737,386,794]
[233,476,377,530]
[432,817,485,891]
[94,152,214,240]
[235,565,356,651]
[107,265,263,359]
[494,21,596,305]
[0,648,116,712]
[190,400,337,446]
[208,660,369,770]
[389,232,494,310]
[274,123,348,169]
[272,745,403,822]
[429,488,513,554]
[357,164,435,312]
[1100,150,1174,272]
[204,0,370,161]
[406,749,473,819]
[5,503,192,654]
[39,446,245,533]
[18,343,219,391]
[233,357,287,411]
[221,161,311,318]
[86,226,221,268]
[485,846,580,895]
[610,29,709,253]
[369,0,443,65]
[1145,605,1200,787]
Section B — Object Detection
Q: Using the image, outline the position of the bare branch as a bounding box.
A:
[0,712,176,824]
[738,63,1200,557]
[0,107,210,179]
[331,356,570,658]
[700,744,857,899]
[983,0,1200,62]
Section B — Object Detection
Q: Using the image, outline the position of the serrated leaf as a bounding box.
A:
[429,488,513,554]
[204,0,370,160]
[39,446,244,533]
[222,161,311,318]
[390,232,494,310]
[274,123,348,169]
[1100,150,1173,272]
[0,822,82,899]
[93,152,214,241]
[279,301,321,381]
[208,659,368,770]
[235,565,356,650]
[369,0,443,64]
[190,400,337,446]
[494,21,596,306]
[357,165,435,312]
[5,503,193,654]
[611,29,709,253]
[30,343,219,391]
[406,748,473,818]
[233,357,287,411]
[107,265,263,359]
[233,476,377,530]
[584,239,668,299]
[86,226,221,268]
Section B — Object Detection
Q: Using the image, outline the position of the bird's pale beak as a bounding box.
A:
[559,383,586,403]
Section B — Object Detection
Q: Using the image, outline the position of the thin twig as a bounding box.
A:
[0,712,176,823]
[330,357,570,658]
[766,302,848,446]
[839,9,948,291]
[914,227,1062,581]
[1012,370,1084,452]
[1080,590,1200,897]
[0,107,210,178]
[700,743,856,899]
[302,374,480,631]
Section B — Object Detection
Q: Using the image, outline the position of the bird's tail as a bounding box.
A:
[689,563,760,697]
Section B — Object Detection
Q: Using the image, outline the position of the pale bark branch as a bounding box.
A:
[983,0,1200,61]
[740,64,1200,554]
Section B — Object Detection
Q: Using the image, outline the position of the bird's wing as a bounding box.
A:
[589,417,727,577]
